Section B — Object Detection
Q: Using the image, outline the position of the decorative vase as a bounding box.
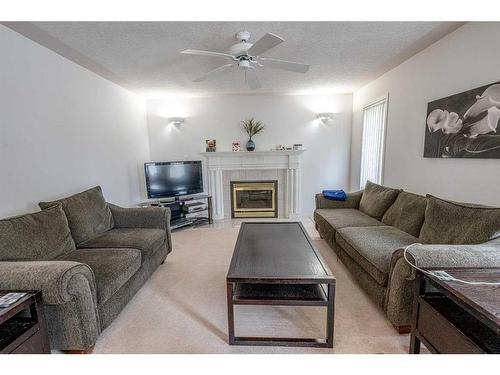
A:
[246,138,255,151]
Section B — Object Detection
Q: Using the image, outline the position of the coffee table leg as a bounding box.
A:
[326,283,335,348]
[227,281,235,345]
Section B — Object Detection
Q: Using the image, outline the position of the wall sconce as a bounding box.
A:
[315,112,336,124]
[168,117,185,126]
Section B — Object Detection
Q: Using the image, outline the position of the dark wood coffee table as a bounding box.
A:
[226,222,336,348]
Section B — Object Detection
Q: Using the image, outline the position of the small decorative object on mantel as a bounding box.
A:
[241,117,265,151]
[206,139,216,152]
[424,81,500,158]
[232,141,241,152]
[275,144,286,151]
[293,143,303,150]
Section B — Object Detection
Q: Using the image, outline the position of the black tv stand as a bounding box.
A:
[170,217,192,230]
[142,194,213,230]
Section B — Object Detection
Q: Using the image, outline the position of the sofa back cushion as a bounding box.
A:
[0,205,76,260]
[359,181,401,220]
[382,192,427,237]
[39,186,114,245]
[419,195,500,244]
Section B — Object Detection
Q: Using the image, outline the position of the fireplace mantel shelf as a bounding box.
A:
[201,150,304,220]
[201,150,305,157]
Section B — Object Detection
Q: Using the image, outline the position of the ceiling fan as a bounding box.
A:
[181,31,310,90]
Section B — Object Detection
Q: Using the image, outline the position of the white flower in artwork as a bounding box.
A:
[464,106,500,138]
[442,111,463,134]
[463,84,500,120]
[427,109,446,132]
[427,109,463,134]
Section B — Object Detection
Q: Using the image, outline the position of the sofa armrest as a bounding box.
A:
[315,190,363,210]
[0,260,101,350]
[406,237,500,269]
[384,238,500,327]
[0,260,97,305]
[389,237,500,290]
[109,203,172,252]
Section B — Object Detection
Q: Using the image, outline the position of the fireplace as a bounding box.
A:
[230,181,277,218]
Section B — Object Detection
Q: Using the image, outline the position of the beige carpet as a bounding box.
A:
[93,222,411,353]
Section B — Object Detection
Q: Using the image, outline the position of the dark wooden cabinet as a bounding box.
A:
[0,291,50,354]
[410,268,500,354]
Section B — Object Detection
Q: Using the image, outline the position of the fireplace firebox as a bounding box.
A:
[230,180,277,218]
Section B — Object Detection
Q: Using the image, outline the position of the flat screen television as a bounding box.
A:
[144,161,203,199]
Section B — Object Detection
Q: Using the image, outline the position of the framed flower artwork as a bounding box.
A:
[424,81,500,158]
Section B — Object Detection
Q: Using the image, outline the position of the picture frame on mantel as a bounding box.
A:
[205,139,216,152]
[232,141,241,152]
[424,81,500,158]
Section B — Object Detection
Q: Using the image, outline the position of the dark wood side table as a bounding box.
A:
[0,291,50,354]
[410,268,500,354]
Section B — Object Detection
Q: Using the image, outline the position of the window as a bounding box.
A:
[359,96,388,189]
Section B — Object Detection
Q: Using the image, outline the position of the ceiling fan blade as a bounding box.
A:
[245,68,261,90]
[193,63,234,82]
[260,58,310,73]
[247,33,284,56]
[181,49,235,60]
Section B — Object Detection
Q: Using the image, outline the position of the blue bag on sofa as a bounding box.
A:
[322,190,347,201]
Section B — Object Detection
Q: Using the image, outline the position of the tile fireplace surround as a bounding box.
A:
[201,150,304,219]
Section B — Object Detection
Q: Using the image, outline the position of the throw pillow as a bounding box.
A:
[382,191,427,237]
[419,195,500,244]
[39,186,114,245]
[0,204,75,260]
[359,181,401,220]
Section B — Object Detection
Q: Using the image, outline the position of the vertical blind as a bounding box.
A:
[360,97,388,189]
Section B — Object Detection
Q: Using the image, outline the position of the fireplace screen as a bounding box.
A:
[230,181,277,218]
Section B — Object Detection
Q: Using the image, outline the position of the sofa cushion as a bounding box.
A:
[0,205,75,261]
[336,226,419,286]
[78,228,166,263]
[314,209,385,231]
[382,192,427,237]
[39,186,114,245]
[359,181,401,220]
[58,248,141,304]
[419,195,500,245]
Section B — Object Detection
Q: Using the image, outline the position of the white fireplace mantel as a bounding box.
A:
[201,150,305,219]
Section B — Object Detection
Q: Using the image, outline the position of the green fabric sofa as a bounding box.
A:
[314,181,500,332]
[0,186,171,351]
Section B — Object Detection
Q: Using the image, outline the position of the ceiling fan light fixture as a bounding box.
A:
[181,31,310,90]
[238,60,251,69]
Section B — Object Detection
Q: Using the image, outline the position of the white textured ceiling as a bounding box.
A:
[6,22,463,96]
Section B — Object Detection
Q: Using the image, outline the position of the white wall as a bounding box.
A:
[351,22,500,206]
[147,94,353,215]
[0,25,150,217]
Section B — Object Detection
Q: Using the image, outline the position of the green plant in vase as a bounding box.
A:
[241,117,265,151]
